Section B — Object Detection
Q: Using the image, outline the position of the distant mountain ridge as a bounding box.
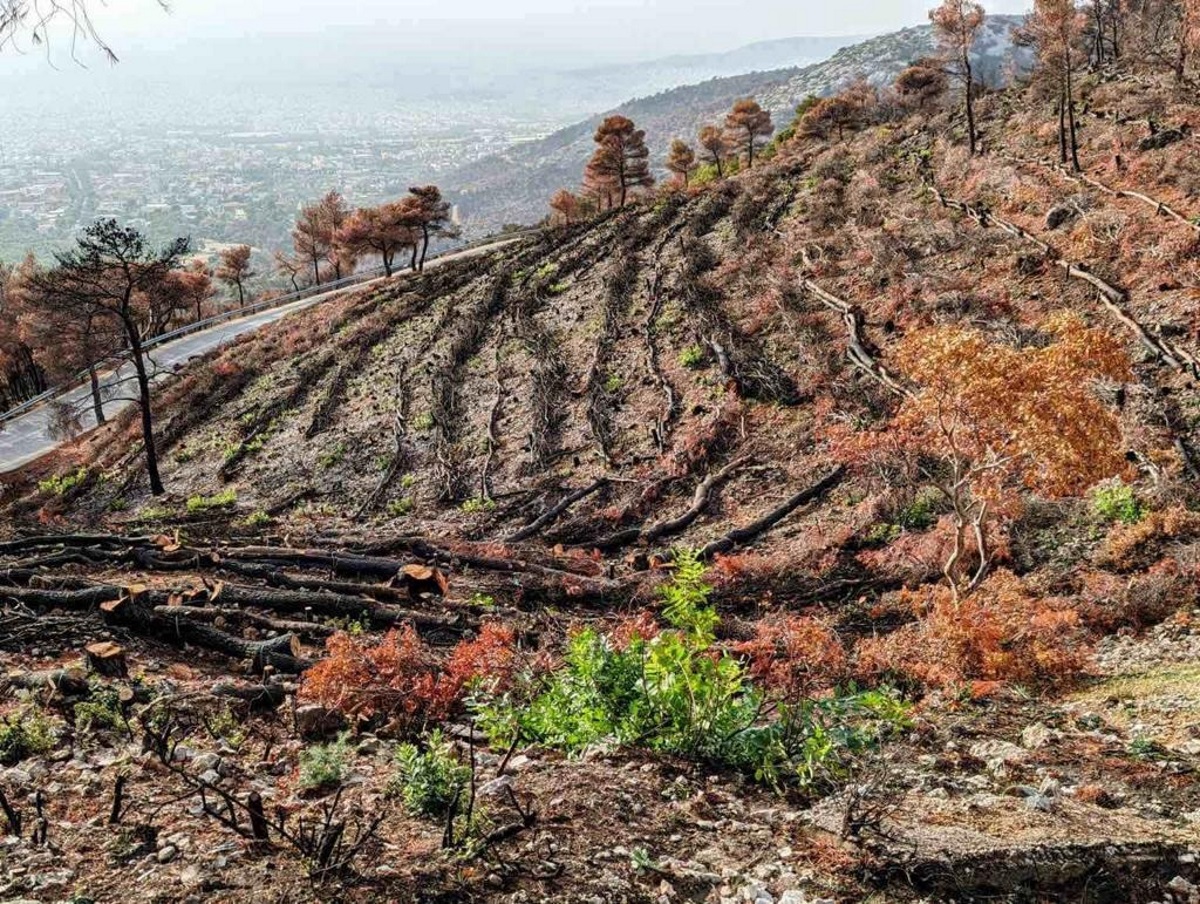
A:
[446,15,1027,231]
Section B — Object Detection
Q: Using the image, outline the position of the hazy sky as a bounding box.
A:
[8,0,1035,69]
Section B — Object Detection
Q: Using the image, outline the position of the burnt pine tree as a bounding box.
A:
[1024,0,1083,170]
[408,185,455,271]
[216,245,255,307]
[930,0,985,156]
[666,139,698,186]
[587,115,654,207]
[26,219,190,495]
[697,125,730,177]
[724,98,774,169]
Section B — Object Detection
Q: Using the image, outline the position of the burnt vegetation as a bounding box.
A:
[5,3,1200,902]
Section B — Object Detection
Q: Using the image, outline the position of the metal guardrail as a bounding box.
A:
[0,230,535,427]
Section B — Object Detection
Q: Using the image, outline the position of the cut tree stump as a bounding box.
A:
[85,642,128,678]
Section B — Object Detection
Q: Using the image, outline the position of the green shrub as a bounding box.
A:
[299,733,352,790]
[468,592,496,609]
[898,487,941,530]
[39,467,89,496]
[1092,481,1143,524]
[460,496,496,515]
[241,509,271,528]
[387,497,414,517]
[389,731,469,818]
[186,488,237,514]
[0,709,58,764]
[319,442,346,469]
[474,550,909,791]
[864,522,901,547]
[678,345,706,370]
[74,685,126,734]
[603,373,623,393]
[413,412,435,432]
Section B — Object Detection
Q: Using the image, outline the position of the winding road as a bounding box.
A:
[0,238,514,474]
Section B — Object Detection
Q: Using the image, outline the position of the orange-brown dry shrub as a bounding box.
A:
[300,626,447,723]
[609,610,661,651]
[1098,506,1200,572]
[856,570,1089,689]
[1079,558,1197,631]
[442,622,519,699]
[734,616,848,703]
[301,623,523,727]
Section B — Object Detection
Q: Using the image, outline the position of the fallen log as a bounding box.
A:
[152,606,336,641]
[798,278,913,399]
[2,668,90,698]
[210,679,287,710]
[698,466,846,559]
[931,185,1199,377]
[506,478,610,543]
[590,459,751,551]
[0,534,152,555]
[1006,153,1200,233]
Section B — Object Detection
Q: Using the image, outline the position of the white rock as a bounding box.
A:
[156,844,178,863]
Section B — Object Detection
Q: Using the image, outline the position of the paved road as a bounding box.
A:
[0,241,506,474]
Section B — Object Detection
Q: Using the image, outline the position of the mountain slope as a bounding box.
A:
[446,15,1027,231]
[4,56,1200,904]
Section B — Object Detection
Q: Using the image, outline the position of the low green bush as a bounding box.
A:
[186,488,237,514]
[1091,481,1143,524]
[474,549,909,792]
[0,709,58,764]
[299,733,352,790]
[39,467,89,496]
[389,730,469,818]
[678,345,706,370]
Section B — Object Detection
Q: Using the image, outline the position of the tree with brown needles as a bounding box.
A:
[724,98,774,169]
[216,245,255,307]
[548,188,583,225]
[1021,0,1085,170]
[273,251,306,293]
[848,314,1130,601]
[23,219,190,495]
[335,203,420,277]
[930,0,985,156]
[665,139,698,186]
[292,190,350,286]
[894,57,951,110]
[585,115,654,207]
[697,124,731,177]
[0,257,48,412]
[406,185,456,271]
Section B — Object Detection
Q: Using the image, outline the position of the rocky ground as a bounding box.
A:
[1,613,1197,904]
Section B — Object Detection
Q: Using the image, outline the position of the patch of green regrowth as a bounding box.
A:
[460,496,496,515]
[39,467,89,496]
[298,733,353,790]
[74,684,128,735]
[678,345,706,370]
[319,442,346,469]
[473,549,909,792]
[387,497,414,517]
[389,730,469,819]
[0,708,59,764]
[1091,480,1144,525]
[186,488,237,514]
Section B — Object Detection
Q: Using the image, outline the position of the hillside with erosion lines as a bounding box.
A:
[3,8,1200,902]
